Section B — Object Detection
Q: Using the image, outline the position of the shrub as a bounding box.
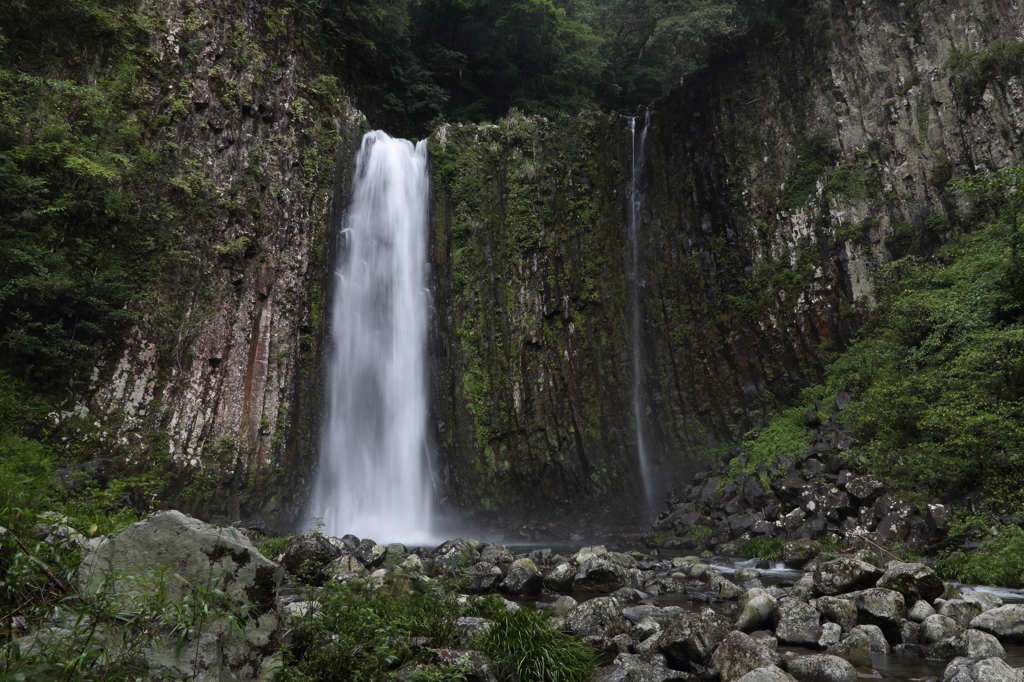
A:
[472,606,597,682]
[741,538,785,561]
[936,524,1024,588]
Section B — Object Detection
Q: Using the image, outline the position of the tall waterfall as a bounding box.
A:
[311,131,436,544]
[627,112,655,514]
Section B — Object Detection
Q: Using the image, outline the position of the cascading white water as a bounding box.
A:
[627,112,655,514]
[311,131,436,544]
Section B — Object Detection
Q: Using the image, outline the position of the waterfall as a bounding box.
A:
[311,131,436,544]
[627,112,655,514]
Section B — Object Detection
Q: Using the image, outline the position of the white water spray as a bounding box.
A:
[311,131,436,544]
[628,112,655,514]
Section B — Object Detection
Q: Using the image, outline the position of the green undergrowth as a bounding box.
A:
[741,538,784,561]
[282,584,596,682]
[735,165,1024,582]
[937,524,1024,588]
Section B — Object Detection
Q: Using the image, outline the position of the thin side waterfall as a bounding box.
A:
[628,112,655,514]
[311,131,436,544]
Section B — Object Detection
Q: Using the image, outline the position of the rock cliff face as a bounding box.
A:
[77,0,362,528]
[428,0,1024,522]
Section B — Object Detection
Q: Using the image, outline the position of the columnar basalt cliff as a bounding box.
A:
[69,0,362,527]
[428,0,1024,522]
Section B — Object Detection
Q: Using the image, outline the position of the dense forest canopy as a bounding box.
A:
[307,0,780,136]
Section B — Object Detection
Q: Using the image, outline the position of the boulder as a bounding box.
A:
[785,654,858,682]
[277,534,342,580]
[940,599,985,629]
[782,540,822,568]
[921,614,964,645]
[574,556,642,593]
[817,622,841,648]
[927,630,1006,661]
[735,666,798,682]
[735,590,777,632]
[608,653,688,682]
[825,631,872,667]
[501,558,542,596]
[775,598,821,646]
[848,625,890,654]
[479,544,514,566]
[850,588,905,641]
[709,631,781,682]
[355,539,387,568]
[433,539,480,571]
[707,573,745,600]
[789,573,817,602]
[814,597,857,633]
[543,562,577,593]
[969,604,1024,643]
[327,554,367,579]
[908,599,937,623]
[812,559,883,595]
[75,510,283,681]
[655,608,732,669]
[564,596,628,638]
[940,656,1024,682]
[845,476,885,504]
[876,561,945,602]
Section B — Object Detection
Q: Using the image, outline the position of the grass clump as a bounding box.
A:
[937,524,1024,588]
[741,538,785,561]
[473,606,597,682]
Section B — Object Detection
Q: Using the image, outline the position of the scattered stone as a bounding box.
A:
[909,599,937,623]
[939,656,1023,682]
[355,539,387,568]
[825,631,871,667]
[969,604,1024,644]
[785,654,858,682]
[501,558,542,595]
[927,629,1006,661]
[543,562,577,593]
[921,614,964,645]
[812,558,883,595]
[782,540,823,568]
[734,667,798,682]
[736,590,777,632]
[709,631,781,682]
[876,561,945,602]
[814,596,857,633]
[850,588,905,641]
[564,596,628,638]
[656,608,732,669]
[776,598,822,646]
[848,625,890,654]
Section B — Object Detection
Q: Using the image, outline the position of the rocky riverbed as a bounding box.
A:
[9,509,1024,681]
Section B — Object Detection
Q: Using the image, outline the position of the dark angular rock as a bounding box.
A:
[845,476,885,504]
[813,558,884,595]
[656,608,732,669]
[876,561,945,602]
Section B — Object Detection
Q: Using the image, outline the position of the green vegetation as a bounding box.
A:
[302,0,788,136]
[472,607,597,682]
[937,525,1024,588]
[949,38,1024,110]
[282,584,596,682]
[741,538,784,560]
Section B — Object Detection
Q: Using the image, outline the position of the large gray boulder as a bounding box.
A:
[564,596,628,637]
[922,614,965,645]
[655,608,732,669]
[76,510,284,681]
[607,653,688,682]
[355,539,387,568]
[785,654,858,682]
[927,630,1006,661]
[941,656,1024,682]
[543,562,577,593]
[574,556,643,593]
[782,540,822,568]
[850,588,905,640]
[825,631,871,667]
[735,590,777,632]
[277,534,342,580]
[849,624,890,654]
[940,599,985,628]
[814,597,857,633]
[776,598,821,646]
[735,666,798,682]
[970,604,1024,643]
[501,558,542,596]
[812,559,883,595]
[908,599,937,622]
[876,561,944,602]
[709,631,780,682]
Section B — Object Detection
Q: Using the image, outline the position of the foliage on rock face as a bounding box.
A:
[740,165,1024,518]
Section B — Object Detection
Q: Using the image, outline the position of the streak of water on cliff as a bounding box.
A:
[628,112,656,515]
[311,131,437,545]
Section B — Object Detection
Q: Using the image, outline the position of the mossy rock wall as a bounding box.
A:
[429,0,1024,521]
